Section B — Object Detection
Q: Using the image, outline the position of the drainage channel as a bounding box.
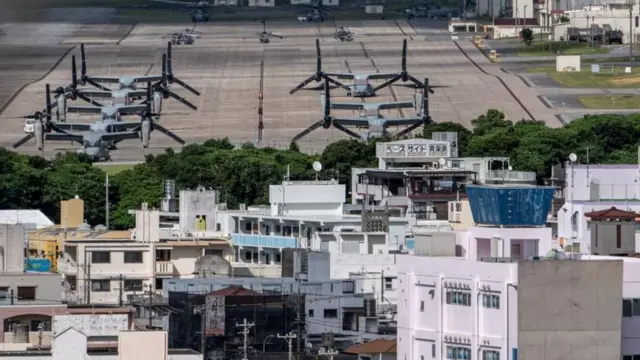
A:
[360,41,404,117]
[258,60,265,142]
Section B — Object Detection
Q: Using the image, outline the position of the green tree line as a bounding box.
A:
[2,110,639,229]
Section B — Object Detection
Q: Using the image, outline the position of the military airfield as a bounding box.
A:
[0,7,547,161]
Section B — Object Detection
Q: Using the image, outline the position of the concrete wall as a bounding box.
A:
[53,328,87,360]
[0,273,61,305]
[0,224,25,273]
[53,314,129,336]
[556,55,581,72]
[590,221,635,255]
[566,165,640,202]
[269,182,345,216]
[517,260,623,360]
[413,231,456,256]
[118,331,168,360]
[179,188,217,236]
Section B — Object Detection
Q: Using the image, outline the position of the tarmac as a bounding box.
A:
[0,16,542,161]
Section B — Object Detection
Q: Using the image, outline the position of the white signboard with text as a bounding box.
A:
[53,314,129,336]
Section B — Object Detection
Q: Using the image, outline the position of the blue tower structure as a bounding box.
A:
[467,185,554,227]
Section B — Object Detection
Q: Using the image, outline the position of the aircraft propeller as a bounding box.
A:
[12,84,69,150]
[289,39,348,95]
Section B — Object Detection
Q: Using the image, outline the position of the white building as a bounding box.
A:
[397,254,629,360]
[558,164,640,252]
[215,179,412,278]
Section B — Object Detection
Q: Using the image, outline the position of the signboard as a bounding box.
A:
[53,314,129,336]
[385,143,449,157]
[591,64,600,73]
[25,258,51,272]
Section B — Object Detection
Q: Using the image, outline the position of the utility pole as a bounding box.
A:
[85,263,91,304]
[112,274,126,306]
[294,273,303,357]
[277,332,297,360]
[105,173,110,229]
[318,349,339,360]
[235,318,254,360]
[199,305,207,360]
[146,284,153,329]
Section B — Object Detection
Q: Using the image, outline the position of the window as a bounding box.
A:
[308,309,314,317]
[66,275,77,291]
[92,251,111,264]
[30,320,51,332]
[244,251,252,261]
[617,224,622,248]
[124,279,143,292]
[204,249,223,257]
[634,299,640,317]
[275,253,282,263]
[245,222,252,231]
[384,277,394,290]
[483,350,500,360]
[156,249,171,261]
[124,251,143,263]
[155,278,164,290]
[91,280,111,292]
[17,286,36,300]
[420,300,425,312]
[446,291,471,306]
[482,294,500,309]
[446,346,471,360]
[594,224,598,248]
[323,309,338,318]
[432,344,436,358]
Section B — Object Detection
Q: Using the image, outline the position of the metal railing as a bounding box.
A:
[486,170,537,182]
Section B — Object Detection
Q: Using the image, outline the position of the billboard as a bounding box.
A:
[25,258,51,272]
[467,186,554,226]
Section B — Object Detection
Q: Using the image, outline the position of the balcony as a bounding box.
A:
[231,234,299,248]
[355,183,392,200]
[155,261,174,275]
[486,170,536,183]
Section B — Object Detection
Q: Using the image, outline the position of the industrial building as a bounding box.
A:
[397,255,627,360]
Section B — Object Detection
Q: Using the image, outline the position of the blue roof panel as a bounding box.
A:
[467,186,554,226]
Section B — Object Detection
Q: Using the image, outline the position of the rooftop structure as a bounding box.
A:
[0,210,53,229]
[352,135,536,221]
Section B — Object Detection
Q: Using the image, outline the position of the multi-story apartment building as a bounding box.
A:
[397,254,632,360]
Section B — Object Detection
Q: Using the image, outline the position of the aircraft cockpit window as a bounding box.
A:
[354,78,368,86]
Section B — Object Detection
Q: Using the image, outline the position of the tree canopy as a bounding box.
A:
[4,111,640,229]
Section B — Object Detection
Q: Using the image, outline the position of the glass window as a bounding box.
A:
[634,299,640,316]
[91,280,110,292]
[17,287,36,300]
[91,251,111,263]
[623,299,633,317]
[483,350,500,360]
[124,279,143,292]
[124,251,143,263]
[420,301,425,312]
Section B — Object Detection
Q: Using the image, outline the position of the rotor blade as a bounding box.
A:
[13,134,33,148]
[173,77,200,96]
[49,124,71,134]
[77,93,104,107]
[324,78,330,116]
[395,122,423,138]
[324,76,349,90]
[154,124,186,145]
[289,75,317,94]
[372,75,402,92]
[146,82,152,115]
[71,55,78,89]
[292,120,324,143]
[333,123,362,140]
[45,84,52,122]
[316,38,321,73]
[402,38,407,72]
[81,43,87,77]
[86,79,111,91]
[167,41,173,75]
[406,75,426,90]
[168,91,198,110]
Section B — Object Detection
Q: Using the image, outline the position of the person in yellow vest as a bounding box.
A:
[195,215,207,232]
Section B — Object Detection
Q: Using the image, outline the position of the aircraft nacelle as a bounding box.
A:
[413,90,424,116]
[56,95,67,122]
[34,121,44,151]
[141,119,152,148]
[153,91,163,115]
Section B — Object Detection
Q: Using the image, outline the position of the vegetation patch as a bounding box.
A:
[516,41,608,57]
[578,95,640,109]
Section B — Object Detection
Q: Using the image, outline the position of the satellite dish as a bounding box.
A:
[313,161,323,172]
[569,153,577,162]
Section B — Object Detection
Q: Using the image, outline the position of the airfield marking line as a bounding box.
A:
[116,23,138,45]
[0,45,76,117]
